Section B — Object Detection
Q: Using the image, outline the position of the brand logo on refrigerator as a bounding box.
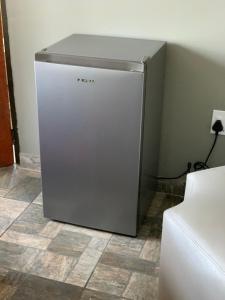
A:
[77,78,95,83]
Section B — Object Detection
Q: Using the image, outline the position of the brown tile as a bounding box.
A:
[48,230,91,257]
[0,198,29,235]
[0,267,17,299]
[10,203,48,235]
[0,197,28,219]
[64,224,112,240]
[140,239,161,263]
[40,221,64,239]
[87,264,131,297]
[99,252,158,276]
[28,250,77,282]
[6,270,83,300]
[87,236,108,252]
[123,272,159,300]
[66,247,102,287]
[138,217,162,239]
[105,235,145,257]
[0,240,40,273]
[0,188,9,196]
[5,176,42,202]
[0,230,51,250]
[81,289,126,300]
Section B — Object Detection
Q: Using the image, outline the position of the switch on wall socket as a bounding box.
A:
[211,110,225,135]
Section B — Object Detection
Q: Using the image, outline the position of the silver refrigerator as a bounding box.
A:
[35,34,166,236]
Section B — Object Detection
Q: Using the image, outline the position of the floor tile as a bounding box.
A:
[123,272,158,300]
[140,239,161,263]
[0,188,9,196]
[5,270,83,300]
[0,165,180,300]
[87,263,131,297]
[81,289,126,300]
[64,224,112,240]
[10,203,48,235]
[99,251,158,276]
[48,230,91,257]
[87,236,109,252]
[40,220,64,239]
[0,197,28,219]
[0,215,14,237]
[66,247,102,287]
[33,192,43,205]
[28,250,77,282]
[105,235,145,257]
[0,230,51,250]
[5,176,42,202]
[0,268,16,300]
[138,217,162,239]
[0,198,29,236]
[0,166,23,189]
[0,240,40,273]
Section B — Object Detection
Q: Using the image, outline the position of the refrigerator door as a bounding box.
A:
[35,62,144,236]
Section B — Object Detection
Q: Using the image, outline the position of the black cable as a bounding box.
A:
[156,162,192,180]
[193,133,218,171]
[156,119,223,180]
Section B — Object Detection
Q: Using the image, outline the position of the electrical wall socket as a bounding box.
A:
[211,110,225,135]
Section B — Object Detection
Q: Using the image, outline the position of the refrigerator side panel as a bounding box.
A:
[35,62,144,236]
[139,45,166,226]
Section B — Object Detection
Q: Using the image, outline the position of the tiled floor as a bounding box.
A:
[0,166,182,300]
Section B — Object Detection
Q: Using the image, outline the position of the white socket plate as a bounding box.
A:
[211,110,225,135]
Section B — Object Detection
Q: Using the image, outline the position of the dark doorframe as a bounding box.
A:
[0,0,20,163]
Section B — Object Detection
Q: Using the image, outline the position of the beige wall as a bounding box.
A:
[6,0,225,176]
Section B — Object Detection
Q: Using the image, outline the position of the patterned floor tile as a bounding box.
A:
[0,197,29,236]
[99,251,158,277]
[0,188,9,196]
[0,267,17,299]
[0,166,23,189]
[0,241,40,273]
[0,166,180,300]
[28,250,77,282]
[40,220,64,239]
[87,263,131,297]
[5,176,42,202]
[66,247,102,287]
[87,236,109,252]
[0,215,14,237]
[123,272,159,300]
[0,197,28,219]
[105,235,145,257]
[5,270,83,300]
[140,239,161,263]
[0,230,51,250]
[64,223,112,240]
[81,289,126,300]
[48,230,91,257]
[33,192,43,205]
[147,193,182,218]
[10,203,48,235]
[138,217,162,239]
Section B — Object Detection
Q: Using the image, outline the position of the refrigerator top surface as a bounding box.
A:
[36,34,165,72]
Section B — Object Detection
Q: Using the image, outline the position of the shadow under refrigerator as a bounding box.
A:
[35,34,166,236]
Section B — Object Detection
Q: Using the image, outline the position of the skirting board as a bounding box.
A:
[19,153,186,196]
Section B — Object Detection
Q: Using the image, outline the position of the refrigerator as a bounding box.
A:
[35,34,166,236]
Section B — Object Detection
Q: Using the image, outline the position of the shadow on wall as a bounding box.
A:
[159,44,225,177]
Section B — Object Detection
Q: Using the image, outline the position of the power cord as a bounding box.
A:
[156,119,224,180]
